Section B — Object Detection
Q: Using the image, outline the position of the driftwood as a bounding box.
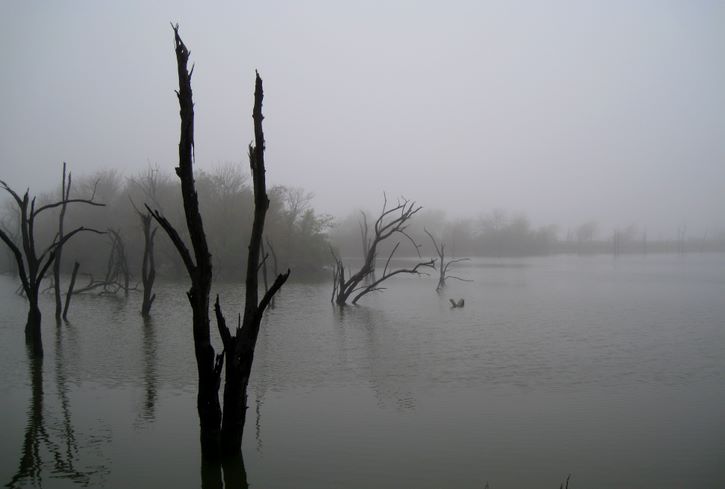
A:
[449,298,465,308]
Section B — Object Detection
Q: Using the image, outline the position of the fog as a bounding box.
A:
[1,1,724,237]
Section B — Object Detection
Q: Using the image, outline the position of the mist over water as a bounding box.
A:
[1,2,725,487]
[2,255,724,488]
[1,1,724,237]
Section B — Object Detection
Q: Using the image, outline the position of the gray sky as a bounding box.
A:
[1,0,724,237]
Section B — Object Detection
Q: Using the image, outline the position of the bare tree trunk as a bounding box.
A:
[217,72,290,455]
[53,162,71,320]
[62,261,80,321]
[424,228,470,292]
[148,26,221,459]
[149,27,288,460]
[139,213,157,317]
[25,292,43,356]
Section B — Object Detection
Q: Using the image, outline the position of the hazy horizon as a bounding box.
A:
[2,1,724,237]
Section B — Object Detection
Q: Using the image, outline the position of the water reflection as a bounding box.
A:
[333,305,417,411]
[6,350,45,488]
[6,338,109,488]
[138,316,158,425]
[200,455,248,489]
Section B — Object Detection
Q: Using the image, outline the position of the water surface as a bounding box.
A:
[1,254,723,488]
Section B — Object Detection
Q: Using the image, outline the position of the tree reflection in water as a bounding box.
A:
[5,323,109,488]
[138,315,158,425]
[201,454,248,489]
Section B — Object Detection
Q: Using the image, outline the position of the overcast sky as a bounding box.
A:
[1,0,723,237]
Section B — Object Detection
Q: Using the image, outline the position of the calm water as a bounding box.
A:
[1,254,724,488]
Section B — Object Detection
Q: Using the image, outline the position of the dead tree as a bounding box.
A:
[62,261,80,320]
[130,168,160,317]
[331,196,434,305]
[0,179,103,357]
[105,229,131,295]
[71,230,133,296]
[53,162,72,320]
[215,71,290,455]
[259,237,280,309]
[148,26,288,458]
[146,25,221,457]
[424,228,470,291]
[137,210,157,317]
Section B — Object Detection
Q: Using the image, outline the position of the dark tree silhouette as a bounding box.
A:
[130,168,160,317]
[331,196,434,305]
[148,25,288,458]
[70,229,133,296]
[0,179,103,357]
[424,228,470,291]
[52,162,72,320]
[137,210,157,317]
[62,261,80,320]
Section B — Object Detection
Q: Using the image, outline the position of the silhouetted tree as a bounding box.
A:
[137,210,157,317]
[62,261,80,320]
[52,162,72,320]
[0,179,102,356]
[130,167,161,316]
[148,25,288,458]
[424,228,470,291]
[331,196,434,305]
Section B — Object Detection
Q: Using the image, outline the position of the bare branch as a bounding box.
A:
[214,295,232,349]
[258,269,290,317]
[37,227,104,282]
[0,180,25,206]
[146,204,195,276]
[32,198,104,218]
[351,258,435,304]
[0,226,30,292]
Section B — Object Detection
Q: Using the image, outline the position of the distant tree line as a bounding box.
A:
[329,208,725,260]
[0,166,332,282]
[3,183,725,283]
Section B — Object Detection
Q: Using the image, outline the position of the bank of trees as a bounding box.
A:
[0,168,332,283]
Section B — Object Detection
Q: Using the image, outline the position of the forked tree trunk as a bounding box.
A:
[150,26,288,460]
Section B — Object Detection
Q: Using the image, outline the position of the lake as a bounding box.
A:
[1,254,724,488]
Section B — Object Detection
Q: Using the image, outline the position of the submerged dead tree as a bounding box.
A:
[216,70,290,455]
[331,197,434,305]
[52,162,72,320]
[424,228,470,291]
[0,179,103,357]
[137,209,157,317]
[130,169,160,317]
[148,25,288,458]
[71,229,132,296]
